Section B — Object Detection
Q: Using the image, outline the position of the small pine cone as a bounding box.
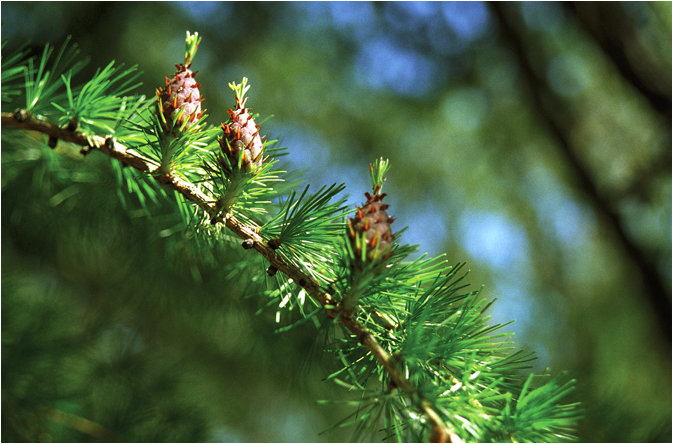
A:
[156,63,204,135]
[218,96,264,173]
[347,191,395,272]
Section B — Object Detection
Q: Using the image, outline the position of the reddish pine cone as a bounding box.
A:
[157,63,204,134]
[219,96,264,173]
[347,191,395,271]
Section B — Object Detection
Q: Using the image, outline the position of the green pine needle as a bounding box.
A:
[370,157,391,192]
[1,41,32,103]
[229,77,251,103]
[112,159,167,214]
[23,35,88,114]
[201,147,284,226]
[53,61,145,134]
[494,372,582,442]
[261,183,349,284]
[127,106,216,179]
[184,31,201,65]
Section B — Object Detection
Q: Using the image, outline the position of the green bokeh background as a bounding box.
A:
[2,2,670,442]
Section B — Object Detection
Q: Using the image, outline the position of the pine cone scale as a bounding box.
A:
[348,191,395,272]
[156,63,203,135]
[219,99,264,173]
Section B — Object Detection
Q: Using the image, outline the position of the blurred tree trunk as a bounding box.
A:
[490,2,671,345]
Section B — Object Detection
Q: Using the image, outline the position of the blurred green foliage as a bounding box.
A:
[2,2,670,442]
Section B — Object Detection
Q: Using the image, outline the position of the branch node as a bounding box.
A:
[13,108,29,122]
[104,136,116,150]
[268,237,281,250]
[67,118,79,133]
[82,135,110,156]
[241,238,255,249]
[48,136,58,149]
[266,265,278,276]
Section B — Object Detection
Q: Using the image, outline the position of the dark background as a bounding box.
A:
[2,2,671,442]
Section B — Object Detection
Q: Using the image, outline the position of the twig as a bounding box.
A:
[1,110,455,441]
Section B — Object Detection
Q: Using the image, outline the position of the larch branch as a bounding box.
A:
[1,110,455,442]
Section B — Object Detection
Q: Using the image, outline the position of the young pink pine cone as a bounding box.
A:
[218,96,264,173]
[347,190,395,272]
[156,63,204,135]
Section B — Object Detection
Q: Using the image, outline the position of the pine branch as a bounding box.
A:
[1,109,456,442]
[2,32,583,441]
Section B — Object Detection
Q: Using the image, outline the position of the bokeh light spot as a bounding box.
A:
[525,166,597,248]
[547,52,592,97]
[355,37,439,98]
[393,199,449,258]
[328,1,377,42]
[441,1,491,42]
[441,87,489,132]
[459,210,530,271]
[521,1,565,32]
[173,2,231,26]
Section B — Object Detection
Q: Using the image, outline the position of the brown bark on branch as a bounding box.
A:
[1,110,455,442]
